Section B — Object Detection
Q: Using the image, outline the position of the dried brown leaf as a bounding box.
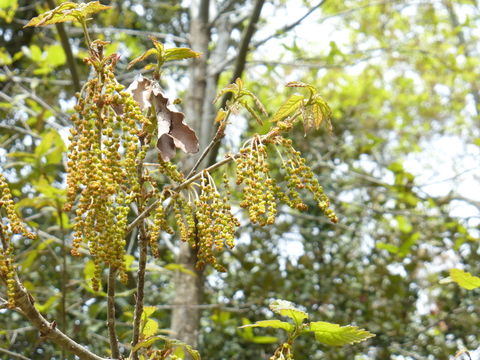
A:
[127,75,199,161]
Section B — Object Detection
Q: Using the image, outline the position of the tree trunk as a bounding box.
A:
[170,0,210,351]
[171,0,266,351]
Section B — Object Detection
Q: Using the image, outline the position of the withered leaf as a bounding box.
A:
[127,76,199,161]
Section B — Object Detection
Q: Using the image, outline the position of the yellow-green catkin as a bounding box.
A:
[275,137,338,223]
[236,137,277,226]
[149,191,174,258]
[235,135,337,224]
[157,155,185,184]
[172,172,240,272]
[194,172,240,271]
[0,174,36,308]
[64,48,149,289]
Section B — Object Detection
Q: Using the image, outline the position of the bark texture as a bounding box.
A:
[170,0,210,351]
[171,0,268,352]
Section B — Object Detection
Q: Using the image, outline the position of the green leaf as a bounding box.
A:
[142,318,159,337]
[0,0,17,23]
[35,294,61,313]
[387,161,404,173]
[131,335,200,359]
[308,321,375,346]
[239,319,294,332]
[83,260,107,296]
[271,95,304,122]
[241,100,263,125]
[124,254,135,271]
[269,300,308,326]
[184,344,201,360]
[396,215,412,233]
[45,44,66,67]
[449,268,480,290]
[213,83,240,104]
[164,48,201,62]
[35,129,66,162]
[0,47,12,65]
[131,335,165,352]
[164,263,197,277]
[21,238,55,269]
[143,306,157,317]
[24,1,111,27]
[251,336,279,344]
[375,242,398,254]
[127,48,157,69]
[214,109,228,123]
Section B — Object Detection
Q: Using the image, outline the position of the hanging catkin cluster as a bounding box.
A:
[172,172,240,272]
[235,135,338,225]
[64,44,150,289]
[236,136,277,226]
[275,137,338,223]
[0,174,36,308]
[149,189,174,258]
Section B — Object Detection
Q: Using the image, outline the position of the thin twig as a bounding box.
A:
[70,26,188,44]
[57,205,68,360]
[107,267,120,359]
[130,138,148,360]
[207,0,266,165]
[127,155,235,233]
[46,0,81,92]
[0,347,31,360]
[0,124,41,139]
[186,122,226,178]
[254,0,327,48]
[12,276,107,360]
[130,225,148,360]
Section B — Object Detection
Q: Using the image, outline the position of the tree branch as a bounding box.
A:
[12,277,108,360]
[107,267,120,359]
[127,155,235,233]
[0,347,31,360]
[130,225,148,360]
[46,0,81,92]
[254,0,327,48]
[186,121,227,178]
[207,0,266,165]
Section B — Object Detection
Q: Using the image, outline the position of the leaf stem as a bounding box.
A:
[79,18,92,50]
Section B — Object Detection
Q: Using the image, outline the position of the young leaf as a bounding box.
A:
[143,306,157,317]
[127,48,157,69]
[214,109,228,123]
[164,48,201,62]
[131,335,165,352]
[213,83,240,104]
[184,345,201,360]
[271,95,304,122]
[449,268,480,290]
[24,1,111,27]
[308,321,375,346]
[241,100,263,125]
[239,319,294,332]
[269,300,308,326]
[142,318,159,337]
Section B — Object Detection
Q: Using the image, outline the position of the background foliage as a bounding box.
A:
[0,0,479,359]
